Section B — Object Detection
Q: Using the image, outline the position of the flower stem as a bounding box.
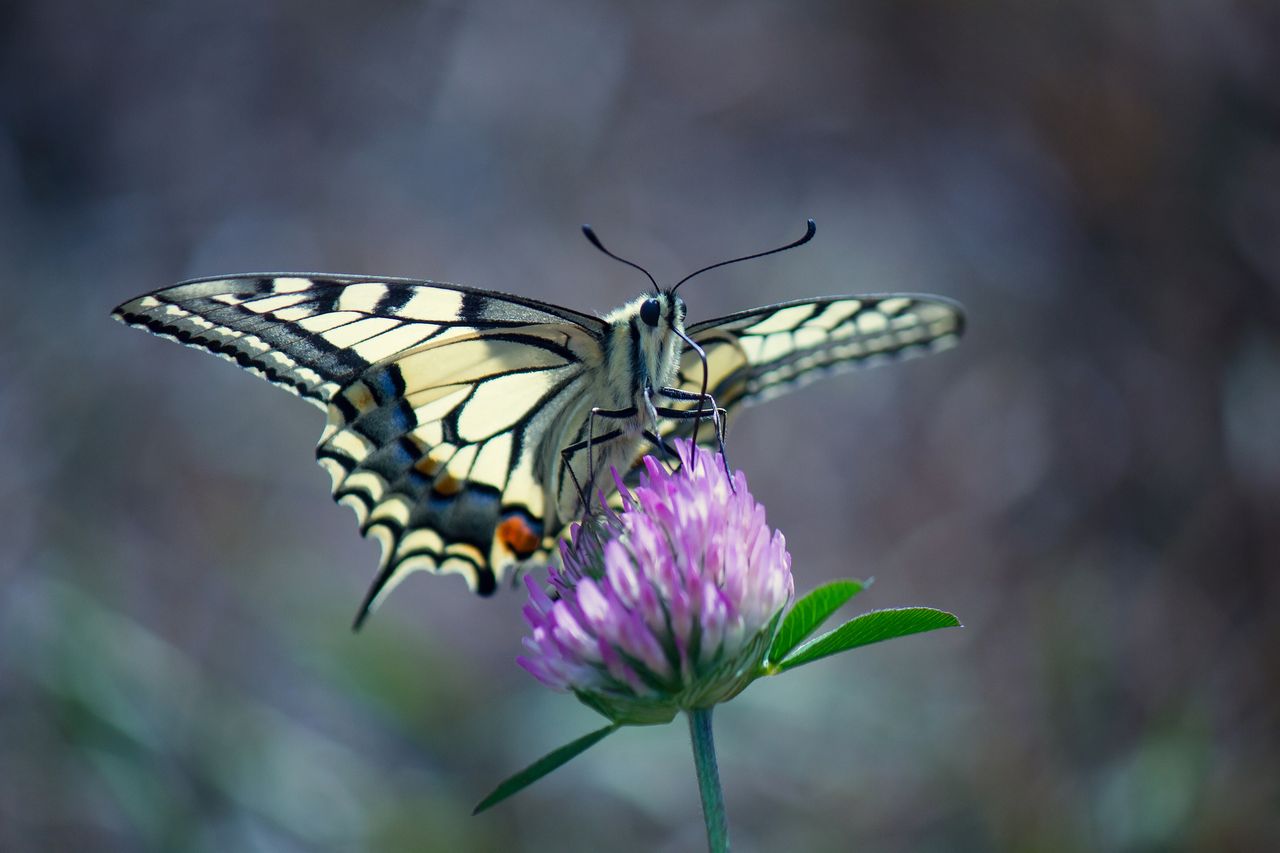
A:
[687,707,729,852]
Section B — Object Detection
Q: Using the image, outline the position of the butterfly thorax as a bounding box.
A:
[543,291,687,529]
[600,291,686,418]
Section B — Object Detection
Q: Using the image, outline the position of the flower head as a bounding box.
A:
[518,440,793,724]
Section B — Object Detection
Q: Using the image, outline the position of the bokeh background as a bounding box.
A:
[3,1,1279,851]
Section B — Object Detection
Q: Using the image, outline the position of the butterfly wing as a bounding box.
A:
[114,275,607,625]
[666,294,965,429]
[320,322,606,626]
[113,274,604,407]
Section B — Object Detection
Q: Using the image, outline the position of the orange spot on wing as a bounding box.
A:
[434,473,462,496]
[497,515,541,558]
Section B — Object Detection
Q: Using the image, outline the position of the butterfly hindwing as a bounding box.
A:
[314,321,613,624]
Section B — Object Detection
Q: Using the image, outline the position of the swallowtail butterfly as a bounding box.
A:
[113,221,964,626]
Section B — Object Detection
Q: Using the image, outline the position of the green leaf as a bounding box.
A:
[473,724,619,814]
[775,607,961,672]
[767,579,868,666]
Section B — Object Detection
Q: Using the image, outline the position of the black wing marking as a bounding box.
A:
[671,294,964,418]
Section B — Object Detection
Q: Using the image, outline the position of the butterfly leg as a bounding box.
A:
[672,329,711,448]
[647,386,729,427]
[656,386,734,480]
[559,405,633,513]
[651,386,720,449]
[587,405,637,510]
[637,386,676,468]
[560,428,624,514]
[642,429,679,457]
[653,403,735,485]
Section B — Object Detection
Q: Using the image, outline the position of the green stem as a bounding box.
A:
[687,707,729,853]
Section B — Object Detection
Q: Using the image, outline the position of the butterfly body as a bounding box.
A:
[580,290,689,475]
[114,257,962,627]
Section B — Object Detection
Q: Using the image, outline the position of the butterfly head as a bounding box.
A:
[605,292,687,343]
[600,291,688,403]
[584,219,815,404]
[638,292,686,329]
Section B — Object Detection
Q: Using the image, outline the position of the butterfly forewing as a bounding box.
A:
[670,295,964,422]
[112,274,605,407]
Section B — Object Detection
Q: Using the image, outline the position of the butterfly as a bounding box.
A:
[113,221,964,627]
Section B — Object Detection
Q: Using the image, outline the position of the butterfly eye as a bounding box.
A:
[640,297,661,327]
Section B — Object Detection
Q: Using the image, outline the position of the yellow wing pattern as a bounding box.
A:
[318,323,606,623]
[114,275,607,626]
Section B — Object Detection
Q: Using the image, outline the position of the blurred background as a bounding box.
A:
[2,1,1278,850]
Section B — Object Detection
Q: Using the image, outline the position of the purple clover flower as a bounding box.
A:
[518,440,794,724]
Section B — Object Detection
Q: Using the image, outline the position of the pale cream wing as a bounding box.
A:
[112,273,605,407]
[668,294,965,428]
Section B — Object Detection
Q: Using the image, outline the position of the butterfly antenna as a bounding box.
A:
[671,218,816,294]
[582,225,660,292]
